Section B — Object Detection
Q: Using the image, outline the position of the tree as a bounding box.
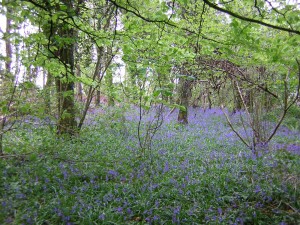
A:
[0,0,16,154]
[53,0,78,135]
[2,0,299,147]
[23,0,118,133]
[177,76,193,124]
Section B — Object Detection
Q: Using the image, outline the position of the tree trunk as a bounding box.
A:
[169,78,176,104]
[232,80,242,113]
[44,71,52,114]
[245,89,253,113]
[76,64,83,102]
[55,0,77,136]
[106,66,114,106]
[207,88,212,109]
[95,90,101,106]
[5,0,12,74]
[177,78,192,124]
[0,0,13,155]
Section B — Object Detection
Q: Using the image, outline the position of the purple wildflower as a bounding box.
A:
[98,213,105,220]
[163,162,169,173]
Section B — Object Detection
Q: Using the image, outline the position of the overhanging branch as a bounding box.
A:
[108,0,177,27]
[203,0,300,35]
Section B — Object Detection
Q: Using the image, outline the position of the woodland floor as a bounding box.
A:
[0,106,299,224]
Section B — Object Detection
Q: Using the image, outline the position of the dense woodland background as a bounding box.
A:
[0,0,300,224]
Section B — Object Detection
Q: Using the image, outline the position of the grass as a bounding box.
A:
[0,106,299,224]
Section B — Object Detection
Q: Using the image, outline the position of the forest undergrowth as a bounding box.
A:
[0,106,299,224]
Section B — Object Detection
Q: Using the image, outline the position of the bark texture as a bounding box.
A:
[55,0,77,135]
[177,78,192,124]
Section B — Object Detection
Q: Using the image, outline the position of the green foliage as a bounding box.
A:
[283,105,300,131]
[1,1,300,223]
[265,105,300,132]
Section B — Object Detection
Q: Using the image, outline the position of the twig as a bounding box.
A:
[0,152,34,158]
[220,105,250,148]
[203,0,300,35]
[53,156,101,163]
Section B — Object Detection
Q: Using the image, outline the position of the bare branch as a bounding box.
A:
[254,0,263,17]
[108,0,177,27]
[220,105,250,148]
[267,60,300,142]
[203,0,300,35]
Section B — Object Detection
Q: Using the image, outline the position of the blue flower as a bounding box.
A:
[98,213,105,220]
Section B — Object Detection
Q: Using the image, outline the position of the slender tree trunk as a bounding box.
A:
[44,71,52,114]
[177,78,192,124]
[169,78,176,104]
[126,64,139,103]
[245,89,254,113]
[232,80,242,113]
[0,0,13,154]
[106,66,114,106]
[5,1,12,74]
[78,46,104,129]
[95,46,104,106]
[207,87,212,109]
[95,90,101,106]
[75,64,83,102]
[77,1,115,129]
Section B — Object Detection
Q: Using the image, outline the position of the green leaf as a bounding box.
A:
[60,4,68,11]
[178,0,188,4]
[153,90,160,97]
[1,105,9,114]
[179,105,186,112]
[63,90,74,98]
[61,110,71,119]
[19,103,31,114]
[22,81,35,89]
[154,11,167,20]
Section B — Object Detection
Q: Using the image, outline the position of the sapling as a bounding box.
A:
[221,60,300,155]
